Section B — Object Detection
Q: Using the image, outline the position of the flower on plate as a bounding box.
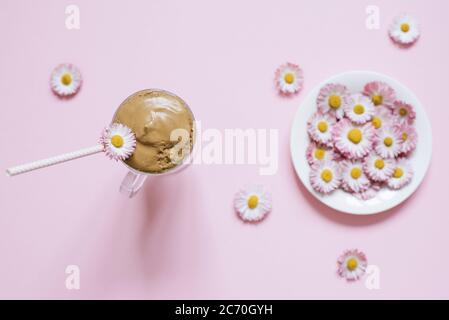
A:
[340,160,371,193]
[333,119,375,159]
[363,153,395,182]
[389,14,420,46]
[394,123,417,155]
[354,183,382,201]
[392,100,416,125]
[363,81,396,109]
[371,107,392,130]
[234,185,272,222]
[387,158,413,190]
[50,63,82,97]
[309,160,341,194]
[374,126,403,158]
[316,83,351,119]
[337,249,368,281]
[275,62,304,96]
[100,123,137,161]
[307,112,336,147]
[344,93,375,124]
[306,142,334,166]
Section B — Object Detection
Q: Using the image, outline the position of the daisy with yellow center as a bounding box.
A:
[363,81,396,109]
[50,63,82,97]
[275,62,304,95]
[393,100,416,125]
[337,249,368,281]
[317,83,351,119]
[333,119,375,159]
[371,107,392,130]
[389,14,420,45]
[363,153,395,182]
[234,185,272,222]
[340,160,371,193]
[100,123,137,161]
[307,112,336,147]
[306,142,334,165]
[344,94,375,124]
[374,126,403,158]
[309,161,341,194]
[394,123,418,155]
[387,158,413,190]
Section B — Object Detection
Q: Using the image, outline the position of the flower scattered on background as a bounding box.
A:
[337,249,368,281]
[234,185,272,222]
[50,63,82,97]
[363,81,396,109]
[317,83,351,119]
[389,14,420,46]
[307,112,336,147]
[275,62,304,96]
[309,160,341,194]
[100,123,136,161]
[387,158,413,190]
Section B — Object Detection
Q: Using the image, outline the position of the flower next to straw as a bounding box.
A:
[100,123,136,161]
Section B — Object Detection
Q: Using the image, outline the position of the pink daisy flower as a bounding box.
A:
[340,160,371,193]
[275,62,304,96]
[394,123,418,155]
[371,107,393,130]
[307,112,336,147]
[344,93,375,125]
[392,100,416,125]
[374,126,403,158]
[354,183,382,201]
[363,153,395,182]
[363,81,396,110]
[387,158,413,190]
[337,249,368,281]
[316,83,351,119]
[306,142,334,166]
[309,160,341,194]
[389,14,420,46]
[333,119,375,160]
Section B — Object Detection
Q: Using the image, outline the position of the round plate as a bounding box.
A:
[290,71,432,215]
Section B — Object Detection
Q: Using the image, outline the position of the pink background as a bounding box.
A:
[0,0,448,299]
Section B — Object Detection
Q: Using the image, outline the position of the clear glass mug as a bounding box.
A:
[113,89,197,198]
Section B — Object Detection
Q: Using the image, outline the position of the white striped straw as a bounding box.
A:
[6,144,104,177]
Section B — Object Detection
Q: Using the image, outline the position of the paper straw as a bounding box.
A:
[6,144,104,177]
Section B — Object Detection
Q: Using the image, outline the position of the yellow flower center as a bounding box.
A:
[372,116,382,129]
[353,104,365,115]
[393,167,404,179]
[375,159,385,169]
[402,132,408,141]
[321,169,333,183]
[247,195,259,209]
[317,121,328,133]
[61,73,72,86]
[347,128,362,144]
[384,137,393,147]
[350,167,362,179]
[284,73,295,84]
[372,95,383,106]
[314,148,326,160]
[111,135,124,148]
[347,258,358,271]
[401,23,410,33]
[328,95,342,109]
[399,108,408,117]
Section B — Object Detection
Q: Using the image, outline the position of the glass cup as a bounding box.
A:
[112,89,196,198]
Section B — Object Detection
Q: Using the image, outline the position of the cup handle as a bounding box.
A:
[120,171,147,198]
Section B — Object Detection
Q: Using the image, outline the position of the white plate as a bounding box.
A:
[290,71,432,215]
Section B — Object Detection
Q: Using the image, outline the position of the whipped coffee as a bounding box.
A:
[113,89,194,173]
